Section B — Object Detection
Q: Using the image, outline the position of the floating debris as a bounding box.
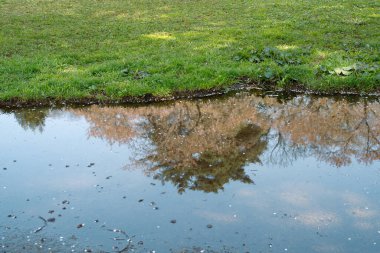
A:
[34,216,48,233]
[206,224,213,229]
[77,224,85,229]
[170,219,177,224]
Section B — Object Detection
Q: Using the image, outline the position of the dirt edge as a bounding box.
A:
[0,80,379,109]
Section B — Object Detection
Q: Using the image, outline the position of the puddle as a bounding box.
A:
[0,93,379,252]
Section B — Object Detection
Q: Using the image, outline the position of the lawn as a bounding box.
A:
[0,0,379,102]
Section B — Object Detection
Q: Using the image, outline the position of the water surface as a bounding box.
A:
[1,93,379,252]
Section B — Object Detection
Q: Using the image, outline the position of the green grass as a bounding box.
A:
[0,0,379,101]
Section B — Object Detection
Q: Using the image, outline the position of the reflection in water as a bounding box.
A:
[1,93,380,253]
[12,108,50,132]
[3,94,380,192]
[71,100,270,193]
[71,94,380,192]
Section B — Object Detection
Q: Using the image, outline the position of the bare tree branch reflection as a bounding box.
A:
[63,95,380,191]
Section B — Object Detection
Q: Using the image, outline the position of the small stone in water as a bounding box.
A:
[47,218,56,223]
[138,199,144,203]
[206,224,213,229]
[170,219,177,224]
[48,210,54,214]
[77,223,85,229]
[2,168,6,170]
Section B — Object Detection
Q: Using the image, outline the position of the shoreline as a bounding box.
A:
[1,81,379,109]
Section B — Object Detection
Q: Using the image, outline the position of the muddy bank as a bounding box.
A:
[1,80,379,109]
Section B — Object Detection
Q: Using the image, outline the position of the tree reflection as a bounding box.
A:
[1,94,365,192]
[141,115,268,193]
[74,99,270,193]
[12,108,49,132]
[266,97,380,166]
[71,94,380,192]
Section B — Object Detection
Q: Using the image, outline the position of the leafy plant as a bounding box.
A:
[234,47,306,66]
[316,63,379,77]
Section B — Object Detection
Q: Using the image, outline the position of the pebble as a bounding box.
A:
[47,218,56,223]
